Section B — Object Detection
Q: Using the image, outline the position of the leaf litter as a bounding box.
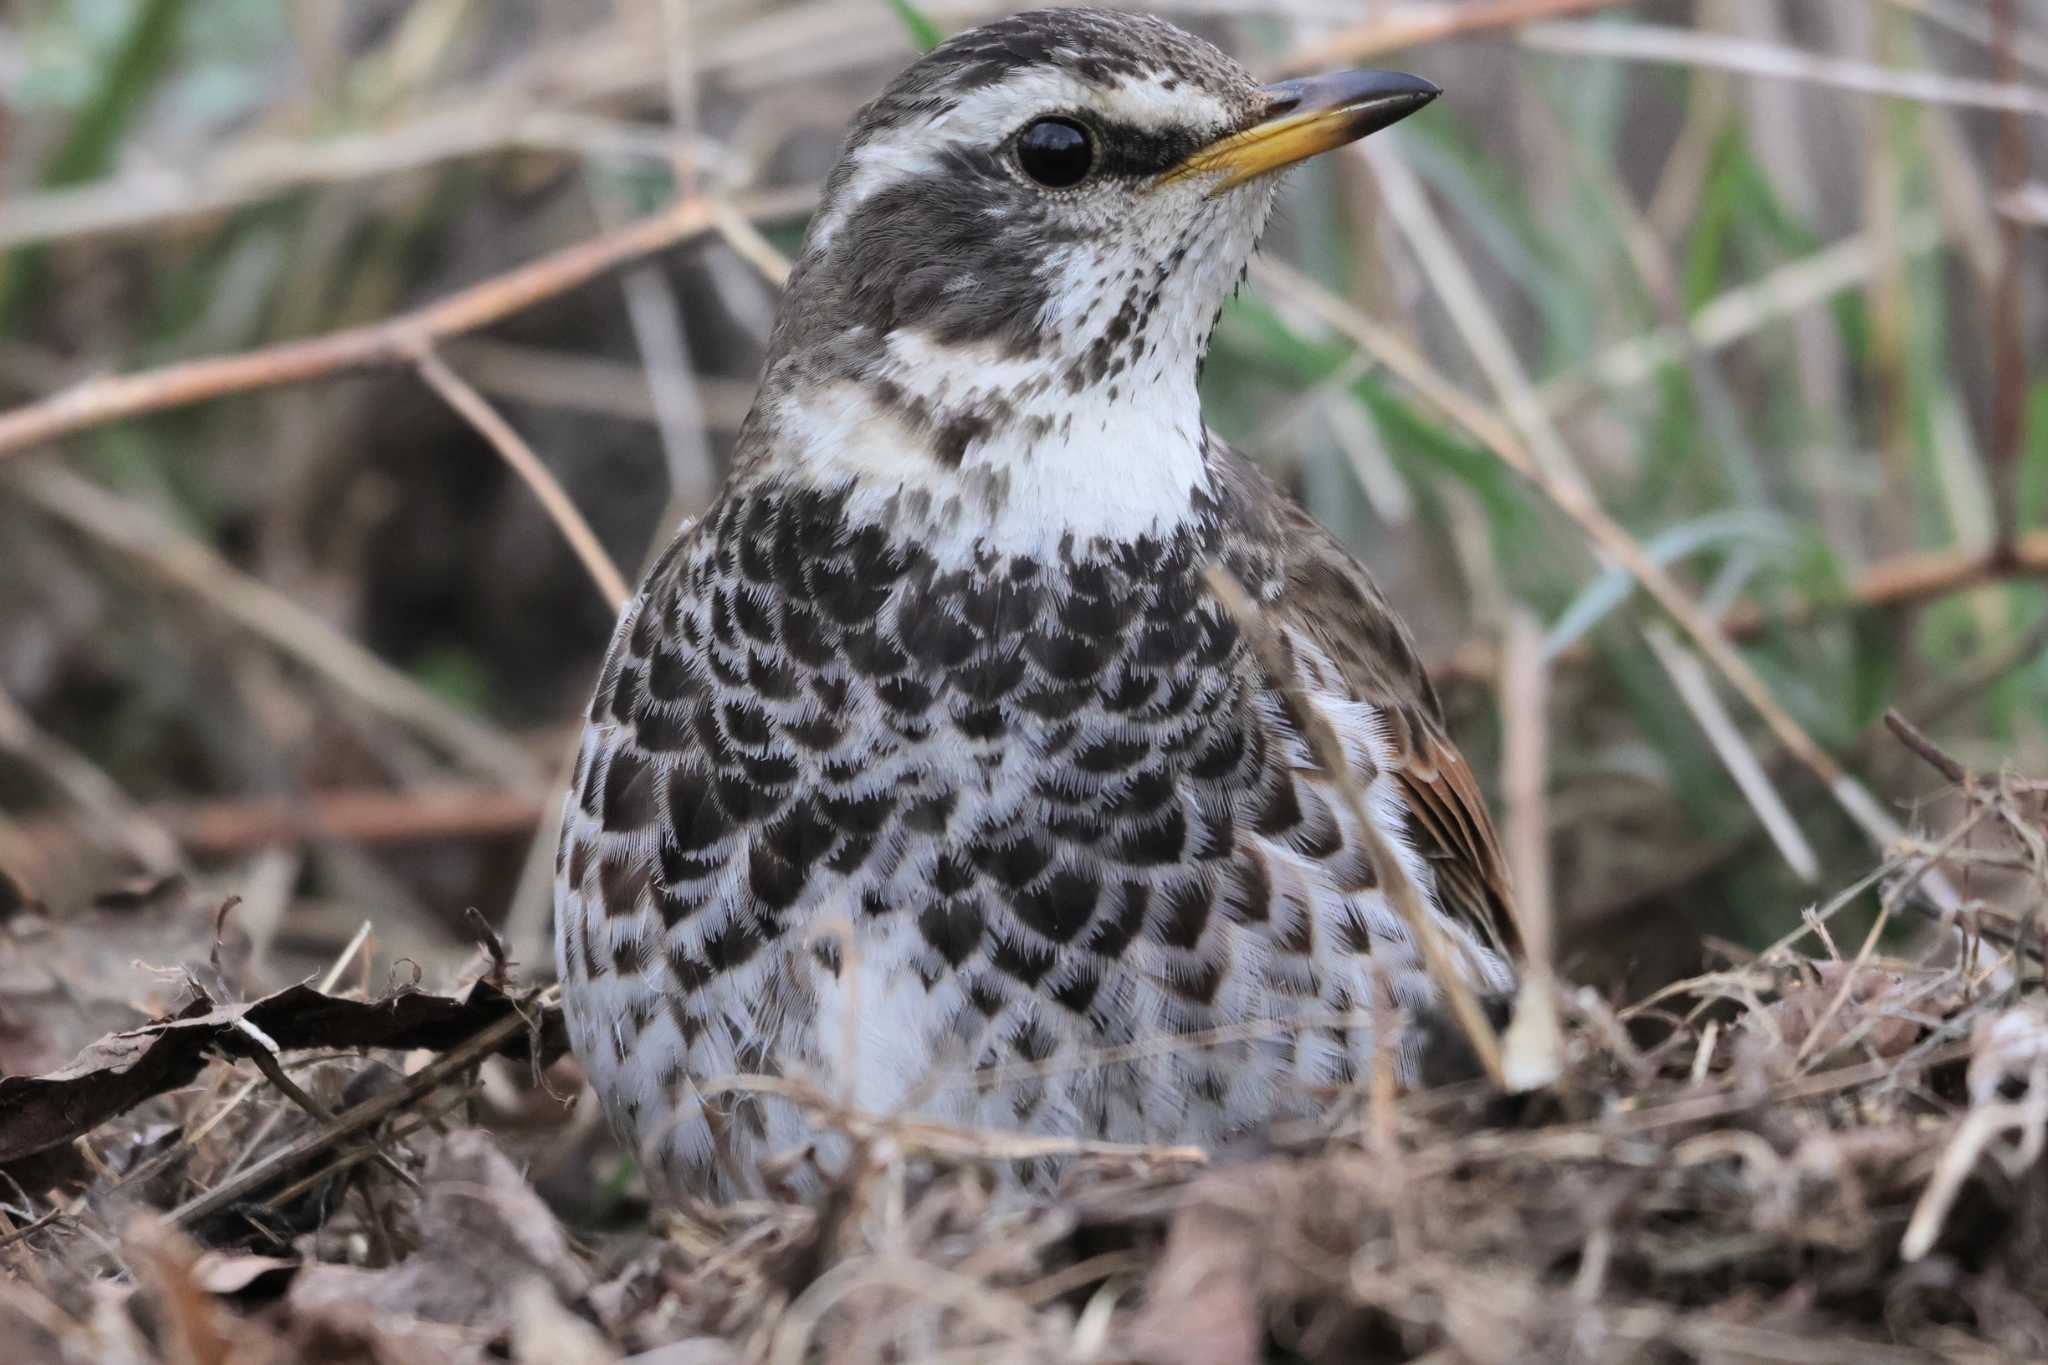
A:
[1,734,2046,1362]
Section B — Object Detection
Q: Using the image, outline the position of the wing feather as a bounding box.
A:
[1210,444,1520,956]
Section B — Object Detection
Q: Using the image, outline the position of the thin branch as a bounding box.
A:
[590,173,722,519]
[1264,0,1638,77]
[0,105,730,253]
[181,785,540,847]
[0,683,186,875]
[242,1043,418,1193]
[1988,0,2033,560]
[1718,533,2048,638]
[165,994,547,1229]
[8,465,544,790]
[1884,710,1972,787]
[445,339,755,428]
[59,784,547,856]
[0,189,816,461]
[412,344,630,611]
[1519,21,2048,117]
[1434,530,2048,685]
[1884,0,2048,79]
[710,197,796,287]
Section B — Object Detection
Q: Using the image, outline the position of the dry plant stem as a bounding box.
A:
[1644,622,1819,883]
[1885,709,1971,787]
[100,784,545,856]
[412,344,630,611]
[1438,1038,1980,1163]
[447,339,755,428]
[1321,147,1930,874]
[242,1044,419,1192]
[0,1205,64,1257]
[1363,141,1584,490]
[712,199,796,287]
[250,1094,465,1217]
[0,103,729,252]
[588,119,724,512]
[0,193,749,460]
[952,1003,1450,1097]
[1264,0,1637,77]
[1987,0,2032,559]
[1717,532,2048,635]
[0,683,185,875]
[1498,610,1562,1092]
[1435,527,2048,685]
[1250,259,1910,859]
[1519,20,2048,116]
[1201,563,1505,1089]
[165,995,543,1229]
[8,465,544,791]
[1544,210,1944,412]
[206,926,379,1189]
[1790,900,1902,1073]
[697,1072,1209,1168]
[1499,609,1554,970]
[1548,99,1771,504]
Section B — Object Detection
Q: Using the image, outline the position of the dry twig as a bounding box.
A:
[0,190,814,461]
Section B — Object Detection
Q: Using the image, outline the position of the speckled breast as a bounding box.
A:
[553,481,1420,1198]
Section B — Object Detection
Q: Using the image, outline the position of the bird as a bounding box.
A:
[553,7,1516,1203]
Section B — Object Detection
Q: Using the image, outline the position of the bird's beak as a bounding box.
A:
[1161,69,1440,191]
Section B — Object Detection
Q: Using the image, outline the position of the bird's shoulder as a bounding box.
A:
[1206,438,1519,955]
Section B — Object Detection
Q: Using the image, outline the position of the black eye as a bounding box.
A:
[1016,117,1095,188]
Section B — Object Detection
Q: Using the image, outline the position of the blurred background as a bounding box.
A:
[0,0,2043,1006]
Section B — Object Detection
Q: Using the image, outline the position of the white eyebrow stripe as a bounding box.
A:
[935,67,1232,143]
[805,65,1233,253]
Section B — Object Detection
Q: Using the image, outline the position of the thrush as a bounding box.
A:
[555,8,1515,1202]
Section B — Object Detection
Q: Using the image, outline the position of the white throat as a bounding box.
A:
[767,328,1213,562]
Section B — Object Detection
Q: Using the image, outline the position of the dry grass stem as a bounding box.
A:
[1251,257,1933,873]
[1643,622,1819,883]
[1202,562,1507,1089]
[0,190,816,460]
[1499,609,1562,1092]
[412,344,631,611]
[1521,20,2048,116]
[8,464,545,790]
[1265,0,1638,76]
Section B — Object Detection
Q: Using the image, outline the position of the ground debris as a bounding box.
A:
[0,977,562,1166]
[3,767,2046,1363]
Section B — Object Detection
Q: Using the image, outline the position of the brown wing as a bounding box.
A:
[1210,445,1520,957]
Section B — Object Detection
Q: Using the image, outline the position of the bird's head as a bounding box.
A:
[743,8,1438,553]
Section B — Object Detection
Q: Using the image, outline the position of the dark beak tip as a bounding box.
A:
[1259,68,1443,119]
[1364,71,1442,114]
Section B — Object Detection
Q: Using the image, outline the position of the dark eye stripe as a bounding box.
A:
[1085,121,1212,179]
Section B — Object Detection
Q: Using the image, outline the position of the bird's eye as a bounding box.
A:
[1016,117,1095,188]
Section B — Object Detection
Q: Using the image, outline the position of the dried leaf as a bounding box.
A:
[287,1131,587,1336]
[0,980,563,1164]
